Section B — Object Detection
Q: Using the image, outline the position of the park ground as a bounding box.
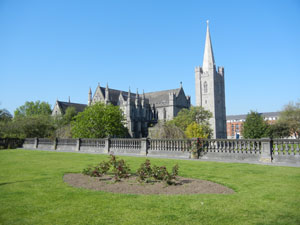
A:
[0,149,299,225]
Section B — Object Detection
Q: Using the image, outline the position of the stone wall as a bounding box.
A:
[22,138,300,165]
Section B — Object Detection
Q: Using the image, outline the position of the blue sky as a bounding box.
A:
[0,0,299,116]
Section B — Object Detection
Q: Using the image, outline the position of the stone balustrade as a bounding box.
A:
[21,137,300,164]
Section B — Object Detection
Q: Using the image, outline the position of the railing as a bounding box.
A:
[57,138,77,146]
[110,138,141,150]
[201,139,261,154]
[39,138,53,145]
[273,139,300,155]
[149,139,190,152]
[20,137,300,164]
[81,139,105,148]
[24,138,35,145]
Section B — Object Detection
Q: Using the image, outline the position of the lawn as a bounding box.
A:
[0,149,299,225]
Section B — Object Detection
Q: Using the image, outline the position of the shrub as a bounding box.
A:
[82,154,130,182]
[137,159,153,182]
[137,160,179,185]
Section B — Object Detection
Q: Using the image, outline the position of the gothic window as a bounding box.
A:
[203,81,208,93]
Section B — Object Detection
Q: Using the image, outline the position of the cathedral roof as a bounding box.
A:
[56,101,87,114]
[94,84,184,107]
[145,88,181,105]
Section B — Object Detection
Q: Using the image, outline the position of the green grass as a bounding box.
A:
[0,149,300,225]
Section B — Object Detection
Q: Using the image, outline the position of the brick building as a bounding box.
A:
[226,112,280,139]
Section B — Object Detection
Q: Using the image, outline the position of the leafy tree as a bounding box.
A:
[148,122,186,139]
[167,106,212,138]
[14,101,52,118]
[278,101,300,138]
[63,107,77,125]
[71,103,128,138]
[242,111,270,139]
[0,108,12,121]
[269,121,291,138]
[185,122,209,139]
[0,115,55,138]
[168,106,212,132]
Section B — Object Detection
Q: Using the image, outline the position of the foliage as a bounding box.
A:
[53,107,77,138]
[148,121,186,139]
[109,154,131,181]
[0,108,12,122]
[62,106,77,125]
[185,122,209,138]
[82,154,131,182]
[83,161,111,177]
[1,150,300,225]
[168,106,212,132]
[242,111,270,139]
[71,103,128,138]
[278,100,300,138]
[0,115,55,138]
[14,101,52,118]
[137,159,179,185]
[269,121,291,138]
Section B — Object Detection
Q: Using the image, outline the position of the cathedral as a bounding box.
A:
[52,21,227,139]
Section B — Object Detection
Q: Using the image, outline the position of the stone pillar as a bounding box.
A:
[259,138,272,163]
[34,137,38,149]
[140,138,148,156]
[104,138,110,154]
[53,138,58,150]
[76,138,81,151]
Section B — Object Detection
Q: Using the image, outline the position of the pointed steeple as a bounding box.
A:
[202,20,215,71]
[105,83,110,104]
[88,87,92,106]
[127,87,131,103]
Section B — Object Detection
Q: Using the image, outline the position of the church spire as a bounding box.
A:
[202,20,215,71]
[88,87,92,106]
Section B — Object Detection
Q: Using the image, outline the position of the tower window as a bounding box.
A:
[203,81,208,93]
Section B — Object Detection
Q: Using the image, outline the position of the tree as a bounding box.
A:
[53,107,77,138]
[71,103,128,138]
[14,101,52,118]
[168,106,212,131]
[269,121,291,138]
[278,101,300,138]
[242,111,270,139]
[0,115,55,138]
[148,122,186,139]
[185,122,209,139]
[167,106,212,138]
[0,108,12,121]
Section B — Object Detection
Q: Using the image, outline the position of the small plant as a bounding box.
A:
[137,159,179,185]
[82,154,130,182]
[137,159,153,182]
[111,158,131,181]
[82,160,110,177]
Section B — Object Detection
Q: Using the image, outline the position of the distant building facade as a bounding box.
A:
[226,112,280,139]
[195,21,227,138]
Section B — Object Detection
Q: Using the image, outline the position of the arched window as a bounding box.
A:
[204,81,208,93]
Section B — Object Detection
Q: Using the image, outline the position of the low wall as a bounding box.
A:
[21,137,300,164]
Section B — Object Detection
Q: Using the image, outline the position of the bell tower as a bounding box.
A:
[195,21,227,138]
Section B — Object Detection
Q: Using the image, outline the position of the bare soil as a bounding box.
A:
[64,173,235,195]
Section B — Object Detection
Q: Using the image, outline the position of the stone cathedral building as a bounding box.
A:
[195,21,227,138]
[53,83,191,138]
[52,21,227,138]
